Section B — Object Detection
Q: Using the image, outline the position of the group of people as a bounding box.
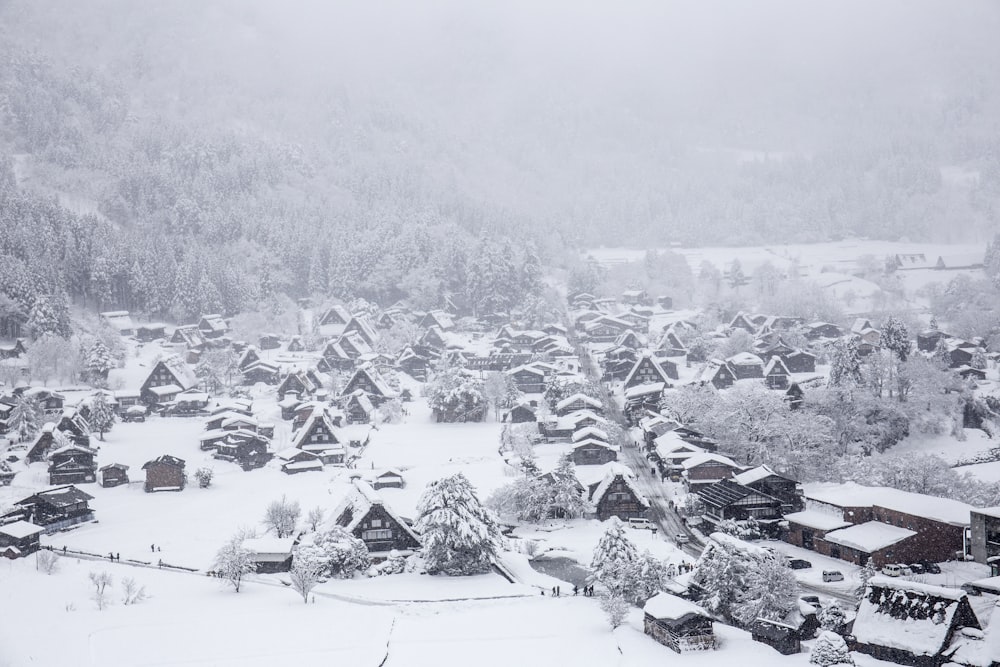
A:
[107,552,121,562]
[542,584,596,597]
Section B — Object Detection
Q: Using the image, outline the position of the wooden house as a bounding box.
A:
[750,619,800,655]
[343,391,376,424]
[23,387,65,415]
[140,356,198,405]
[697,479,783,526]
[508,403,537,423]
[729,312,758,334]
[583,316,634,343]
[276,371,320,402]
[343,316,378,347]
[198,314,228,339]
[242,537,294,573]
[56,408,91,447]
[136,324,167,342]
[803,322,843,341]
[98,463,129,488]
[241,360,281,385]
[142,455,186,492]
[397,346,432,381]
[342,366,396,404]
[47,444,98,485]
[286,335,305,352]
[170,325,207,350]
[658,330,687,357]
[100,311,135,336]
[852,577,981,667]
[0,520,44,559]
[701,361,735,390]
[0,338,27,360]
[621,289,650,305]
[237,346,261,371]
[555,393,604,416]
[623,354,678,390]
[682,453,744,489]
[917,329,951,353]
[731,465,803,513]
[259,333,281,350]
[291,410,344,463]
[418,310,455,331]
[369,469,405,490]
[11,485,95,529]
[333,478,421,556]
[785,383,804,410]
[726,352,765,380]
[571,438,619,465]
[214,432,272,470]
[589,464,649,521]
[507,364,548,394]
[763,357,791,390]
[277,447,323,474]
[25,424,59,463]
[319,304,351,329]
[643,592,716,653]
[783,349,816,373]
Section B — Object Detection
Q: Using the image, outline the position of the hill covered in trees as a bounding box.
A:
[2,0,999,326]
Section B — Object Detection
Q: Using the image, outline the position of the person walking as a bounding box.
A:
[150,544,155,552]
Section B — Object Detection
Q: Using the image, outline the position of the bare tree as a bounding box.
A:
[89,571,113,610]
[121,576,148,605]
[306,506,325,532]
[262,495,301,538]
[35,550,59,574]
[289,544,325,603]
[213,535,256,593]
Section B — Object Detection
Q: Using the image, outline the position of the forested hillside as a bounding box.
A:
[1,0,999,327]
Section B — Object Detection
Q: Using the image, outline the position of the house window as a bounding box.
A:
[362,529,392,541]
[370,518,382,528]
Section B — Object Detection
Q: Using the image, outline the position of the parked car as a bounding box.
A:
[908,563,925,575]
[822,570,845,582]
[881,564,905,577]
[627,517,653,530]
[897,565,913,576]
[920,561,942,574]
[675,533,690,545]
[788,558,813,570]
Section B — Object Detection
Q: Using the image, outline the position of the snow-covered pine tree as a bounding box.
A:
[731,551,798,626]
[313,527,371,578]
[933,336,952,368]
[623,551,672,605]
[88,392,116,441]
[485,474,549,523]
[855,560,877,597]
[26,293,71,340]
[85,340,113,385]
[810,631,854,666]
[415,473,502,576]
[971,347,988,370]
[880,316,910,362]
[818,600,847,632]
[590,517,639,595]
[828,337,863,387]
[548,454,588,519]
[10,395,43,439]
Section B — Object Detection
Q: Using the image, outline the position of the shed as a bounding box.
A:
[99,463,130,488]
[642,592,716,653]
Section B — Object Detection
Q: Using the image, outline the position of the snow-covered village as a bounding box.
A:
[2,2,1000,666]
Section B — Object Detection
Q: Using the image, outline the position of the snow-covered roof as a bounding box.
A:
[333,478,421,545]
[782,510,851,532]
[572,438,618,452]
[0,520,44,539]
[727,352,764,366]
[590,463,649,508]
[148,384,182,396]
[855,576,973,658]
[823,521,916,552]
[283,460,323,471]
[681,452,740,470]
[705,532,772,556]
[242,537,295,556]
[555,393,603,412]
[946,601,1000,667]
[623,382,666,399]
[732,465,789,487]
[804,482,975,527]
[572,426,609,442]
[643,592,709,620]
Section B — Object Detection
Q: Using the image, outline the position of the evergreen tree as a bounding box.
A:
[590,517,638,595]
[855,561,877,597]
[725,259,749,290]
[88,392,116,441]
[27,293,71,340]
[880,316,910,362]
[810,631,854,666]
[623,551,672,605]
[85,340,113,385]
[10,395,44,440]
[415,473,501,576]
[933,337,952,368]
[548,454,588,519]
[818,600,847,632]
[971,347,988,370]
[313,526,371,578]
[829,337,863,387]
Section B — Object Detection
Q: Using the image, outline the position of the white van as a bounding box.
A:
[881,564,904,577]
[627,517,653,530]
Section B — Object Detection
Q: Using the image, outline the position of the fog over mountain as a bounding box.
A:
[1,1,999,311]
